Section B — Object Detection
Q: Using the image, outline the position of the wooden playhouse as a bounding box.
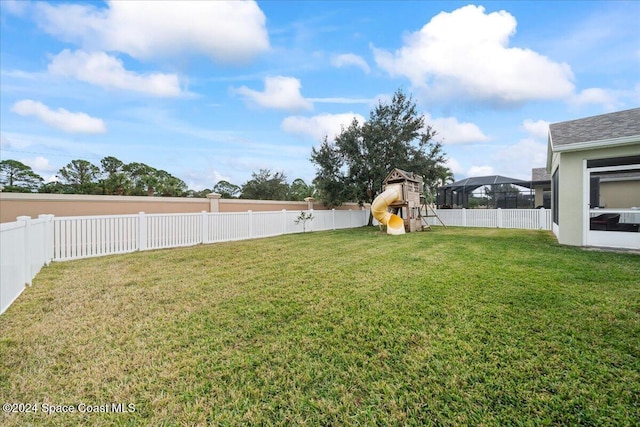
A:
[382,168,427,232]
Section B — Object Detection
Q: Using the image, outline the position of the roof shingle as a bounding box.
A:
[549,107,640,147]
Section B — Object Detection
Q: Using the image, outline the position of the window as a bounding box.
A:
[552,169,559,225]
[588,157,640,233]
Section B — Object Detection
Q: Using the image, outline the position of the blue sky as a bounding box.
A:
[1,1,638,191]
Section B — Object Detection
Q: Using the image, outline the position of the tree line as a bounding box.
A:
[0,157,316,201]
[1,89,454,206]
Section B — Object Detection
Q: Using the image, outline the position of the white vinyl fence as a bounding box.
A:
[1,209,368,314]
[1,215,54,315]
[424,208,551,230]
[52,209,369,261]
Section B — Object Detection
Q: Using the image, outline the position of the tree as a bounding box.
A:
[186,188,212,198]
[154,169,187,197]
[123,162,157,196]
[0,159,44,192]
[213,180,241,198]
[310,89,450,222]
[240,169,289,200]
[58,159,101,194]
[121,163,186,197]
[287,178,315,201]
[426,164,455,203]
[39,181,69,194]
[100,156,130,195]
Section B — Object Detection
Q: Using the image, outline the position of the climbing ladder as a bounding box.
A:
[417,197,446,230]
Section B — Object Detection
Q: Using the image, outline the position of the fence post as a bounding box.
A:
[201,211,208,244]
[207,192,222,212]
[17,216,32,286]
[138,212,147,251]
[39,214,54,265]
[349,209,353,228]
[282,209,287,234]
[332,209,336,230]
[538,208,546,230]
[461,208,467,227]
[248,210,253,238]
[497,208,503,228]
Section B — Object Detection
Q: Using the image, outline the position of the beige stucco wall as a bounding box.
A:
[551,143,640,246]
[0,193,367,223]
[217,198,363,213]
[0,193,211,223]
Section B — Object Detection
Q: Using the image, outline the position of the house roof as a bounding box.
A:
[441,175,531,193]
[531,167,551,182]
[549,107,640,149]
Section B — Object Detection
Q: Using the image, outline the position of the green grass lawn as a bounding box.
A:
[1,227,638,426]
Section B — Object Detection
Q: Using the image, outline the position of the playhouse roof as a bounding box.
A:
[384,168,423,184]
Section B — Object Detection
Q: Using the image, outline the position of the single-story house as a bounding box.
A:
[547,107,640,250]
[531,167,551,209]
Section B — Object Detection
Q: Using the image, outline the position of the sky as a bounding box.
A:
[1,0,639,191]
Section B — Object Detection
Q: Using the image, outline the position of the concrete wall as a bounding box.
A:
[552,143,640,246]
[0,193,366,223]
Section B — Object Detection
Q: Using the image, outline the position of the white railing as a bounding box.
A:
[424,208,551,230]
[53,214,140,260]
[1,215,54,314]
[52,209,369,261]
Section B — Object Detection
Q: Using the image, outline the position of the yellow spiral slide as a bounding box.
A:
[371,184,405,235]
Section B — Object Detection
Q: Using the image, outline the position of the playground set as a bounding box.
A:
[371,168,445,235]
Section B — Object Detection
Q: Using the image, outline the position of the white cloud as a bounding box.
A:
[368,93,395,109]
[493,138,547,179]
[1,131,105,154]
[236,76,313,112]
[2,0,29,16]
[372,5,575,104]
[182,168,229,192]
[308,97,372,104]
[34,1,269,63]
[444,157,464,177]
[281,113,366,142]
[22,156,57,178]
[467,165,495,176]
[11,99,107,134]
[522,119,550,140]
[569,88,618,110]
[0,134,10,150]
[24,156,52,171]
[48,49,184,97]
[633,83,640,104]
[331,53,371,73]
[427,114,489,145]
